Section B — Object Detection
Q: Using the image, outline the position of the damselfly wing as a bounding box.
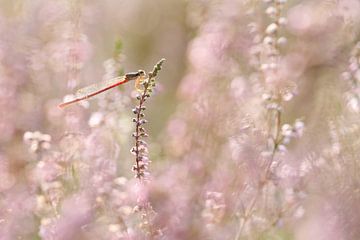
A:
[59,70,146,108]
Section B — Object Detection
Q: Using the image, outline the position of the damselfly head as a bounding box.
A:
[137,70,146,77]
[125,70,146,81]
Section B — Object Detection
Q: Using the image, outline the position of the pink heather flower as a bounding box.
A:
[46,35,92,72]
[126,180,149,204]
[39,192,94,240]
[35,160,64,183]
[178,73,207,100]
[0,187,36,239]
[287,3,318,35]
[188,32,226,74]
[84,129,113,159]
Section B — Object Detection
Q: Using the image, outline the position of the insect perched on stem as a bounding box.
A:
[58,70,146,108]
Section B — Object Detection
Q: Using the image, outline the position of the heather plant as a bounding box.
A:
[131,59,165,239]
[1,0,360,240]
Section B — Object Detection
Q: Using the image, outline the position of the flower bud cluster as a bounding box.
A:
[201,191,226,227]
[261,0,287,76]
[281,120,304,139]
[276,119,304,153]
[23,131,52,153]
[263,92,282,112]
[131,96,151,179]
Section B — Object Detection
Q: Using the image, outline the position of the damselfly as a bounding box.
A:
[58,70,146,108]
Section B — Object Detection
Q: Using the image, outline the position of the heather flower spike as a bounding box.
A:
[128,59,165,239]
[132,58,165,180]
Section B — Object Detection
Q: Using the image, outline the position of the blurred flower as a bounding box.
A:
[46,35,92,73]
[39,192,94,240]
[201,191,226,227]
[23,131,52,153]
[0,155,15,192]
[88,112,104,128]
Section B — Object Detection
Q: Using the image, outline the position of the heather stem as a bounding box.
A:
[134,82,150,180]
